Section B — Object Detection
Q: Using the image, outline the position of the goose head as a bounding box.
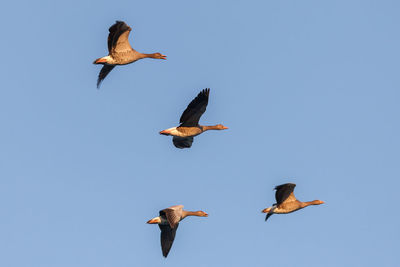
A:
[196,211,209,217]
[215,124,228,130]
[152,53,167,60]
[311,200,325,205]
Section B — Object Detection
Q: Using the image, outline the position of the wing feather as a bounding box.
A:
[179,89,210,127]
[97,65,115,88]
[159,223,179,257]
[265,213,273,221]
[274,183,296,205]
[160,205,183,229]
[107,21,133,53]
[172,136,194,149]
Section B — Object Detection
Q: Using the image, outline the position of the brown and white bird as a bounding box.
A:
[160,88,228,148]
[93,21,166,88]
[147,205,208,257]
[262,183,324,221]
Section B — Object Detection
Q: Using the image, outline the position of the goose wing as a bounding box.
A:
[107,21,134,54]
[265,213,274,222]
[96,65,115,88]
[160,205,183,229]
[172,136,194,149]
[159,223,179,257]
[179,88,210,127]
[274,183,296,205]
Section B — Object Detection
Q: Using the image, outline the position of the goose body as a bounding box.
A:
[262,183,324,221]
[93,21,166,88]
[160,88,228,148]
[147,205,208,257]
[159,127,202,137]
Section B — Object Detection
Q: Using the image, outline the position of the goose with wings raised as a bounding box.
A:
[262,183,324,222]
[159,88,228,149]
[147,205,208,257]
[93,21,166,88]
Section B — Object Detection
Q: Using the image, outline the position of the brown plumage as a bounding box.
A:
[262,183,324,222]
[147,205,208,257]
[93,21,166,88]
[160,89,228,148]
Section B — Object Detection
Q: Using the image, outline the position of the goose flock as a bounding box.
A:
[94,20,325,258]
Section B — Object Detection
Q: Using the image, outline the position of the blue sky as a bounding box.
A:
[1,0,399,266]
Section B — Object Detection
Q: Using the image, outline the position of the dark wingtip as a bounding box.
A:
[274,183,296,190]
[114,20,125,26]
[199,88,210,98]
[265,213,272,222]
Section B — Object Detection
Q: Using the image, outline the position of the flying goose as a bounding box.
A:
[160,88,228,148]
[147,205,208,257]
[262,183,324,221]
[93,21,166,88]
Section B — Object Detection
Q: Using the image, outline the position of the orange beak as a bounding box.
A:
[222,126,229,130]
[160,54,167,60]
[159,130,170,135]
[261,208,269,213]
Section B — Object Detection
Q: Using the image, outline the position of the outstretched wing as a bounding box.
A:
[107,21,133,54]
[179,88,210,127]
[159,223,179,258]
[274,183,296,205]
[172,136,194,149]
[97,65,115,88]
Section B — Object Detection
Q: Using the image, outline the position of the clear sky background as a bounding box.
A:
[1,0,399,266]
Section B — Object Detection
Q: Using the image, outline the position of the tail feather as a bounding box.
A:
[93,57,108,64]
